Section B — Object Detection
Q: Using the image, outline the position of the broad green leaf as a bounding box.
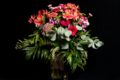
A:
[94,39,104,48]
[76,25,82,30]
[51,33,56,41]
[76,46,84,51]
[25,47,35,60]
[64,29,72,37]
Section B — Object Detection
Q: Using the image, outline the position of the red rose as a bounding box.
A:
[60,19,70,27]
[68,25,78,36]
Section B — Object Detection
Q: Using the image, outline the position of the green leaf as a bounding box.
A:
[61,43,69,49]
[76,25,82,30]
[64,29,72,37]
[51,33,56,41]
[78,64,84,70]
[41,49,49,59]
[67,54,72,65]
[69,42,74,49]
[39,37,46,46]
[94,39,104,48]
[76,46,84,51]
[35,33,39,45]
[72,63,77,72]
[37,47,41,59]
[25,47,35,60]
[22,47,34,50]
[32,46,38,60]
[51,47,60,60]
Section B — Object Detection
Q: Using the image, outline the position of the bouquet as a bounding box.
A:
[16,3,103,79]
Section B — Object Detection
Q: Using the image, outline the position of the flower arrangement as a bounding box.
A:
[16,3,103,79]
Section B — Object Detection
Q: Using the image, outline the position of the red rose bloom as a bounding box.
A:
[68,25,78,36]
[60,19,70,27]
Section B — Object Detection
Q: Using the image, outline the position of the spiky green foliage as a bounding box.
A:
[16,30,103,72]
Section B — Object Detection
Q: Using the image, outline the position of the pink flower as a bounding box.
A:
[43,23,54,33]
[68,25,78,36]
[28,15,35,23]
[78,16,87,25]
[58,4,64,9]
[60,19,70,27]
[78,16,89,28]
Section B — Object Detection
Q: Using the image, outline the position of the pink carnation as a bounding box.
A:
[43,23,54,33]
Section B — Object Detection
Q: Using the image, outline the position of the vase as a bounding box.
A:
[51,54,68,80]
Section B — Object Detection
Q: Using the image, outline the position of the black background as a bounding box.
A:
[1,0,120,80]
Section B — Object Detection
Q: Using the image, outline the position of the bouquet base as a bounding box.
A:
[51,55,68,80]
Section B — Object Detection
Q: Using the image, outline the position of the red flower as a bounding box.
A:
[28,15,35,23]
[38,10,46,15]
[28,14,43,27]
[52,8,60,12]
[60,19,70,27]
[68,25,78,36]
[34,19,43,27]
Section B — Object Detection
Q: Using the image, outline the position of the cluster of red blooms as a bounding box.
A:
[28,3,92,36]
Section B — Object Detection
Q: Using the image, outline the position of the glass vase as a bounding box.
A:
[51,54,68,80]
